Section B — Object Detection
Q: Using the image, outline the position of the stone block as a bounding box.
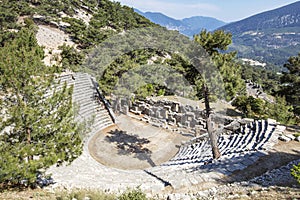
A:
[189,119,197,128]
[168,117,176,125]
[160,109,168,119]
[184,121,190,128]
[164,105,171,111]
[122,105,129,115]
[148,110,155,117]
[279,135,291,142]
[171,103,179,112]
[285,134,296,140]
[276,125,286,132]
[179,105,186,113]
[174,113,183,124]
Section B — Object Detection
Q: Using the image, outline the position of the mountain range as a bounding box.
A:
[219,1,300,66]
[136,2,300,67]
[134,9,226,37]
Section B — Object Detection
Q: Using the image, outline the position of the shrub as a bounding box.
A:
[291,162,300,184]
[118,188,148,200]
[56,189,115,200]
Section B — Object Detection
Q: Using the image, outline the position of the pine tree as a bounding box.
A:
[279,53,300,115]
[0,28,82,188]
[193,30,244,159]
[194,29,244,101]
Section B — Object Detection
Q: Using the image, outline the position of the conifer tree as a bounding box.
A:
[193,29,244,159]
[0,28,82,188]
[194,29,244,101]
[279,53,300,115]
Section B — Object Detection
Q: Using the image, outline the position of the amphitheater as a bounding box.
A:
[47,72,299,195]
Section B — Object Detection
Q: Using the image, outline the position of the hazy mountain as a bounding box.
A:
[135,9,226,37]
[219,1,300,66]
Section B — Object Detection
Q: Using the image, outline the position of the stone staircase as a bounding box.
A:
[58,72,114,144]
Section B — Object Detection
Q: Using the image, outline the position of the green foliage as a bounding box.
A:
[0,0,155,49]
[118,188,148,200]
[55,188,150,200]
[98,48,199,100]
[194,29,245,100]
[90,28,243,101]
[98,49,158,96]
[241,64,281,94]
[291,162,300,184]
[62,17,87,45]
[64,0,154,48]
[0,28,82,188]
[0,30,16,47]
[232,95,295,124]
[194,29,232,55]
[58,44,84,72]
[56,189,116,200]
[279,53,300,115]
[267,96,295,124]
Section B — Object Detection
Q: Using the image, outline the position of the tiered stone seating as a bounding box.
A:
[161,119,279,168]
[56,72,114,141]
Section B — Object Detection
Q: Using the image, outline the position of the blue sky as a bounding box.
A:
[116,0,299,22]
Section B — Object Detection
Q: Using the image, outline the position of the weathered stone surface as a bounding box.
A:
[279,135,292,142]
[285,134,296,140]
[225,120,241,131]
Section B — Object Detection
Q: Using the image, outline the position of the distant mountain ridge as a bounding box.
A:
[219,1,300,66]
[134,9,226,37]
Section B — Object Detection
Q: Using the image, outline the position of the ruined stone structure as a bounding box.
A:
[246,80,273,103]
[47,72,295,194]
[114,98,209,136]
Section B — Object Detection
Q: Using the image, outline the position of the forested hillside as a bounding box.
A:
[0,0,156,49]
[219,1,300,66]
[0,0,156,188]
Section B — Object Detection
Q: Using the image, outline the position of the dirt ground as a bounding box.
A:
[89,114,192,170]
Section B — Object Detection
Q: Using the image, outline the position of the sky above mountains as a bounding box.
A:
[117,0,299,22]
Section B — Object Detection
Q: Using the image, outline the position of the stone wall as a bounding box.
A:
[113,97,209,136]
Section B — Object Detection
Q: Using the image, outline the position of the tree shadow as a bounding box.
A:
[227,108,243,117]
[186,150,300,188]
[105,129,156,167]
[225,150,300,188]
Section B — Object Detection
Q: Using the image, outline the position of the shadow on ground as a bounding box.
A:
[105,129,156,166]
[221,150,300,188]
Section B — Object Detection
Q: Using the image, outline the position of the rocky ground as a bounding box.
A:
[1,143,299,200]
[194,159,300,200]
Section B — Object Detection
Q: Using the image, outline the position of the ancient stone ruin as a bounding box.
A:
[46,72,298,194]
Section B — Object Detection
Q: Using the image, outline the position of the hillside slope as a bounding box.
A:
[219,1,300,66]
[0,0,156,49]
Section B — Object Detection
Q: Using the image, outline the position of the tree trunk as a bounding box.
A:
[203,85,221,159]
[27,127,33,161]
